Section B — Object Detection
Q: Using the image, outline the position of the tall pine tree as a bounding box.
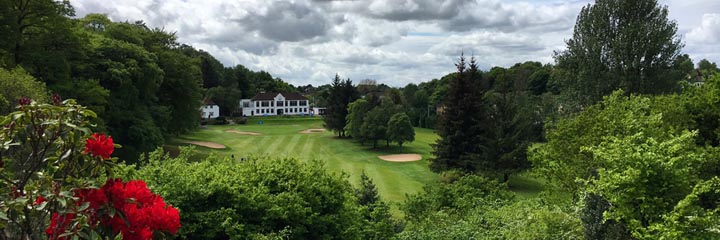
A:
[323,74,358,137]
[430,55,485,172]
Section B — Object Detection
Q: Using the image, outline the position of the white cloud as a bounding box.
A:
[70,0,720,87]
[686,13,720,44]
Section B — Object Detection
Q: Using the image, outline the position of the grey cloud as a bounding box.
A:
[439,1,580,32]
[365,0,470,21]
[241,1,330,42]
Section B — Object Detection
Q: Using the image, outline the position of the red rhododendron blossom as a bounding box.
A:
[34,196,46,205]
[46,212,76,240]
[84,133,114,159]
[46,179,181,240]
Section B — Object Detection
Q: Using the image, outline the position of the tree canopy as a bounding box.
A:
[555,0,685,107]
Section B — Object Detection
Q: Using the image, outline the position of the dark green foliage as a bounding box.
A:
[528,68,551,95]
[399,176,583,239]
[356,172,379,206]
[387,112,415,149]
[430,55,485,172]
[361,99,396,148]
[0,0,78,83]
[555,0,684,107]
[127,148,396,240]
[402,174,513,222]
[683,74,720,146]
[654,177,720,239]
[324,74,359,137]
[345,98,372,143]
[482,91,534,181]
[581,193,632,240]
[354,172,398,240]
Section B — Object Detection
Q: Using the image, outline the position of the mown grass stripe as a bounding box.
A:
[263,135,289,155]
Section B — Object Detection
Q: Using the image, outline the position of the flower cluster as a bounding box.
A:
[46,179,181,240]
[84,133,114,159]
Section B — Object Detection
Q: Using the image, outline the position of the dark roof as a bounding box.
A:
[203,98,216,105]
[251,92,307,101]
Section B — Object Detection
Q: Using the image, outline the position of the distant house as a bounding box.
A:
[240,92,310,116]
[200,99,220,119]
[311,107,326,116]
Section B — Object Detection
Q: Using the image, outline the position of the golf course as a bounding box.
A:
[169,116,440,204]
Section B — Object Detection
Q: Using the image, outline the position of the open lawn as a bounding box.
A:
[169,116,548,210]
[169,116,440,205]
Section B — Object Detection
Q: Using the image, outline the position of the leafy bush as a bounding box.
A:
[399,175,582,240]
[0,99,179,239]
[125,148,395,239]
[213,116,228,125]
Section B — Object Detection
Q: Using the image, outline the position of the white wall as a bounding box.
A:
[201,105,220,119]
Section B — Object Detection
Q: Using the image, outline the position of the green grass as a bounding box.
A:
[170,116,554,210]
[169,116,440,205]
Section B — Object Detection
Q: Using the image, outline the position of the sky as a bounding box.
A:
[69,0,720,87]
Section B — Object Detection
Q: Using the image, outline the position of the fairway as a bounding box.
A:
[170,116,439,204]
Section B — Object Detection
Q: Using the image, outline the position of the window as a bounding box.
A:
[299,101,307,106]
[289,100,298,106]
[243,102,250,108]
[255,102,259,107]
[261,101,270,107]
[277,101,284,107]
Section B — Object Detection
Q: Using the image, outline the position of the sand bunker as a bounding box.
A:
[299,128,326,134]
[378,154,422,162]
[225,130,262,135]
[184,141,226,149]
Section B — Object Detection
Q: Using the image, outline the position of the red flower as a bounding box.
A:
[84,133,114,159]
[46,212,76,240]
[34,196,46,205]
[47,179,181,240]
[17,96,31,106]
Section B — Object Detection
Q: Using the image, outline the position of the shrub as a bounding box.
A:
[0,98,179,239]
[126,149,395,239]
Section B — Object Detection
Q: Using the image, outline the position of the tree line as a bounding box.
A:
[0,1,296,161]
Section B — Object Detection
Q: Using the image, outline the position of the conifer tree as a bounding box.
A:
[430,55,485,172]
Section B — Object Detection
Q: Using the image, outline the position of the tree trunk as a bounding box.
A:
[503,173,509,183]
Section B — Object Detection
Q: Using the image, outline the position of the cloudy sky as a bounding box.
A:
[69,0,720,87]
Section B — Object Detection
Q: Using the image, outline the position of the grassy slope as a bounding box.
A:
[170,116,549,210]
[169,116,439,204]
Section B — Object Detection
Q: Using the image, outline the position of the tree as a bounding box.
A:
[530,91,674,193]
[430,54,486,172]
[482,90,534,182]
[324,74,359,137]
[0,67,47,114]
[555,0,683,107]
[387,113,415,150]
[345,98,372,144]
[587,131,706,238]
[361,100,393,149]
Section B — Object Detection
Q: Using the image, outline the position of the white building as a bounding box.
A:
[241,92,310,116]
[201,99,220,119]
